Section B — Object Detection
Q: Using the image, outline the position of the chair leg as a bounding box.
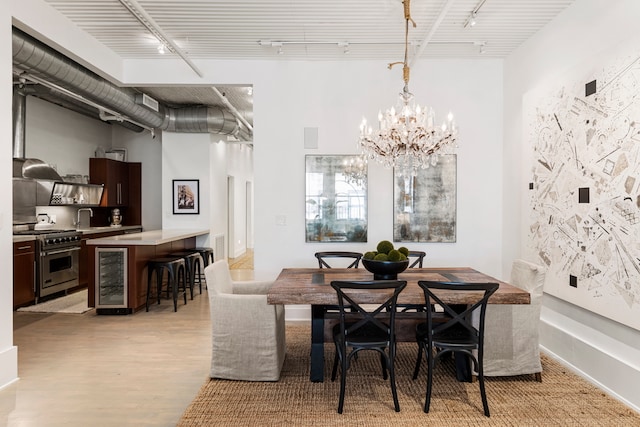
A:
[180,265,187,305]
[337,353,347,414]
[413,341,424,380]
[195,258,202,294]
[169,269,178,312]
[157,267,164,305]
[478,367,490,417]
[388,350,400,412]
[331,343,340,381]
[534,372,542,382]
[424,346,434,413]
[185,260,194,300]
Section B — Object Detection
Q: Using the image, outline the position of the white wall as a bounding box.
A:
[249,59,503,279]
[226,142,253,258]
[160,133,253,253]
[121,57,502,274]
[1,5,18,389]
[24,97,112,177]
[503,0,640,411]
[162,132,212,245]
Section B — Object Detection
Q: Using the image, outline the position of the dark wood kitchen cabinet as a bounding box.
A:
[13,240,36,309]
[89,158,142,228]
[90,158,131,207]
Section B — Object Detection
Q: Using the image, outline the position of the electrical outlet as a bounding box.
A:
[276,215,287,226]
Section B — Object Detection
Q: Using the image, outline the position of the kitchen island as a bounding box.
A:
[86,228,209,313]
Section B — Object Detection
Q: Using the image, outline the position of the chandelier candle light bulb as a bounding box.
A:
[358,0,458,171]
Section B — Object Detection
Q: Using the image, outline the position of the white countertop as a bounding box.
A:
[79,225,142,236]
[86,229,209,246]
[12,225,143,242]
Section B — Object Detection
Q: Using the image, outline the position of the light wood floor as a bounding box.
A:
[1,251,255,427]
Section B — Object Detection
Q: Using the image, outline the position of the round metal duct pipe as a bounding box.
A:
[12,28,244,139]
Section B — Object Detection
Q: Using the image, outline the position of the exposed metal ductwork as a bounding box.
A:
[12,86,63,181]
[12,28,252,141]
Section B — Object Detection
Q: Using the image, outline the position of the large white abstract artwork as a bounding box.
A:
[526,37,640,331]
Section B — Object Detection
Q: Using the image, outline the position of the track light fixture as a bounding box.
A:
[118,0,203,77]
[469,12,477,27]
[464,0,487,29]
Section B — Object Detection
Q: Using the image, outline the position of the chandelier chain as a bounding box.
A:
[358,0,458,171]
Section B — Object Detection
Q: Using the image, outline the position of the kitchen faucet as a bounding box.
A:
[77,208,93,230]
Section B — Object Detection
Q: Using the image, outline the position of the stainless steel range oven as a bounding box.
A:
[15,229,82,301]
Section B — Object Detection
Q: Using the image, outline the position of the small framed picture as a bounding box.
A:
[173,179,200,214]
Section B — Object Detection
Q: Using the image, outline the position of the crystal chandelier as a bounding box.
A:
[358,0,457,170]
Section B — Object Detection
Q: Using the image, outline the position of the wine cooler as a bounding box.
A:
[95,247,129,314]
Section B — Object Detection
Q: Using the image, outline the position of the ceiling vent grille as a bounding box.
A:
[136,93,159,112]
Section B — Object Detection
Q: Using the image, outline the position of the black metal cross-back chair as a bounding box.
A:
[315,251,363,269]
[396,250,428,312]
[407,250,427,268]
[330,280,407,414]
[412,280,499,417]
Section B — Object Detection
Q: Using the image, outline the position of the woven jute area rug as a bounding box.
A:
[179,325,639,426]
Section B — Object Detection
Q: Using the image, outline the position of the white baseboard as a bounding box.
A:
[540,311,640,412]
[0,345,18,390]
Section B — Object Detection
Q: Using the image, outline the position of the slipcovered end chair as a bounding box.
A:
[476,259,546,381]
[205,260,286,381]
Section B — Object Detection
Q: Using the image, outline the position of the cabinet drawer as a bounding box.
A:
[14,241,36,254]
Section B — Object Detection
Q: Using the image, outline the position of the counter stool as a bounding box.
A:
[195,247,214,267]
[146,257,187,312]
[171,250,203,298]
[194,247,214,288]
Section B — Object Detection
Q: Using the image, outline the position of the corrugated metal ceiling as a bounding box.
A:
[34,0,576,133]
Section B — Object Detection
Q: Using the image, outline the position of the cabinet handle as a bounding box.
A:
[117,183,122,204]
[17,245,32,250]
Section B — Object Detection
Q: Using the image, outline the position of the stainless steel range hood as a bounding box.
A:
[13,157,63,181]
[12,86,103,225]
[13,86,63,181]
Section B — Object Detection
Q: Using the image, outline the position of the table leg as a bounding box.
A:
[455,352,471,381]
[310,305,325,382]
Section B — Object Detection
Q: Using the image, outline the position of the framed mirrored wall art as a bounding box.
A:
[393,155,457,242]
[305,155,367,242]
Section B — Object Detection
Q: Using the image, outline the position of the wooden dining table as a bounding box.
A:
[267,267,531,382]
